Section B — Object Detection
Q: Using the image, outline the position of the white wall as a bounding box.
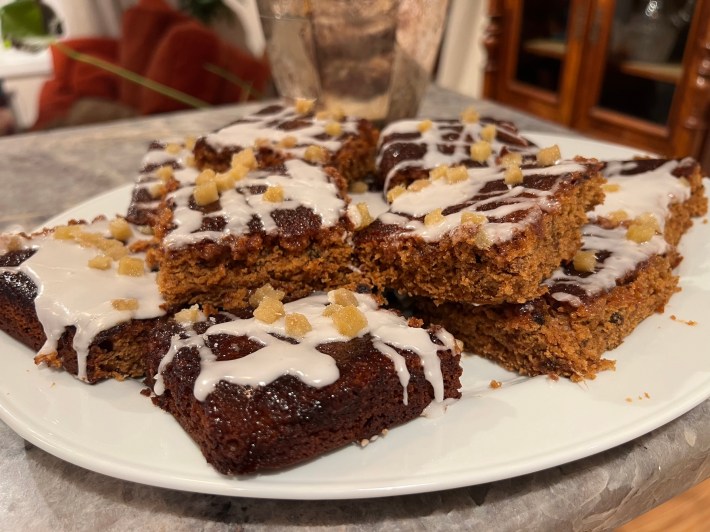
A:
[436,0,487,98]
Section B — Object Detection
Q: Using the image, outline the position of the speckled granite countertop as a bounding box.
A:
[1,87,708,531]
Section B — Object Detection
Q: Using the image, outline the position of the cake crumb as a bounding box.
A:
[670,315,698,326]
[625,397,633,403]
[644,392,651,399]
[489,379,502,389]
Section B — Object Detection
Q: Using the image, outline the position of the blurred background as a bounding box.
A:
[0,0,706,165]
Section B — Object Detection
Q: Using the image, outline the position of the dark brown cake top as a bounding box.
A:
[162,158,350,249]
[377,114,538,190]
[202,101,363,156]
[152,290,459,407]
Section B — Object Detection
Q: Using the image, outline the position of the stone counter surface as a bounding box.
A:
[1,87,708,531]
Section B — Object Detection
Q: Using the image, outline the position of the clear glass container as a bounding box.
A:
[257,0,449,121]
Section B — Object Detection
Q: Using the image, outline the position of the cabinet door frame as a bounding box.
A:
[572,0,710,158]
[490,0,593,123]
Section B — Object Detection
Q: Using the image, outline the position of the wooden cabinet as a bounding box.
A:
[483,0,710,170]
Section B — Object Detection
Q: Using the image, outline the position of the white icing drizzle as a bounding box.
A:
[154,292,456,407]
[131,142,200,217]
[377,118,538,189]
[545,225,669,307]
[591,158,693,230]
[205,105,359,158]
[164,159,348,248]
[378,161,584,243]
[3,219,166,381]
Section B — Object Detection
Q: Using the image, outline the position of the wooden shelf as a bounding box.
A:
[617,60,683,84]
[521,38,566,60]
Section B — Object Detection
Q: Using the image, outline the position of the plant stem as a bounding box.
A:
[203,63,262,102]
[53,42,210,109]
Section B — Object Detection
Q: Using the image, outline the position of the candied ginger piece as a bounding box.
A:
[285,313,313,338]
[249,284,285,308]
[254,296,285,324]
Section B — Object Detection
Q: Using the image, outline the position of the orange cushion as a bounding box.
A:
[138,20,222,115]
[33,38,119,129]
[118,0,188,108]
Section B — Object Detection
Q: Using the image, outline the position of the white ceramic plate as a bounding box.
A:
[0,134,708,500]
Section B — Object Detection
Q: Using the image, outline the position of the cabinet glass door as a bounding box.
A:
[596,0,695,126]
[514,0,571,95]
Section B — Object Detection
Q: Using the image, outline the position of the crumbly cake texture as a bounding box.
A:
[193,102,379,184]
[377,115,538,191]
[0,218,166,383]
[355,157,605,305]
[416,157,707,380]
[154,158,366,312]
[144,290,462,474]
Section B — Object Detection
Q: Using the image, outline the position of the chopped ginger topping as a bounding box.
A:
[285,312,313,338]
[304,145,328,164]
[164,143,181,154]
[608,210,629,225]
[626,213,660,243]
[231,148,257,170]
[88,255,111,270]
[536,145,561,166]
[249,283,285,308]
[573,250,597,272]
[349,180,369,194]
[149,183,166,199]
[325,121,342,137]
[424,208,445,226]
[193,182,219,206]
[263,185,285,203]
[195,169,216,185]
[117,257,144,277]
[500,152,523,168]
[408,179,431,192]
[470,141,492,163]
[109,218,132,242]
[175,305,203,324]
[354,203,374,229]
[253,296,285,324]
[429,165,449,180]
[322,303,343,317]
[446,165,468,184]
[277,135,297,148]
[460,106,479,124]
[215,172,236,192]
[480,124,497,142]
[387,185,406,203]
[112,298,139,311]
[504,165,524,185]
[417,119,433,133]
[295,97,315,114]
[330,304,368,337]
[184,136,196,150]
[475,227,492,249]
[329,288,358,307]
[156,165,174,182]
[461,212,487,225]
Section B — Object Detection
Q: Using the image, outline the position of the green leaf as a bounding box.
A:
[0,0,46,40]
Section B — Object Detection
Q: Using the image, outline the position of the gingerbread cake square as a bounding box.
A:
[193,101,379,184]
[144,289,462,475]
[154,156,365,312]
[0,217,166,383]
[355,153,605,305]
[416,157,707,380]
